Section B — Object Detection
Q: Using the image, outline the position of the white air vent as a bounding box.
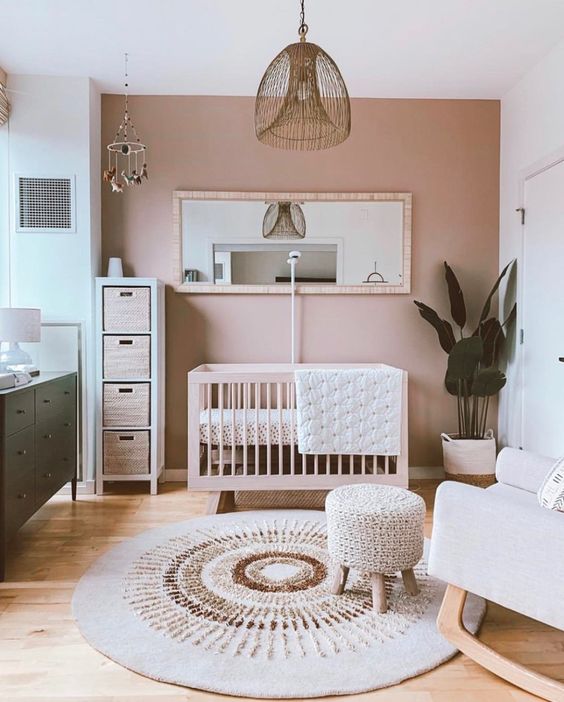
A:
[16,175,76,233]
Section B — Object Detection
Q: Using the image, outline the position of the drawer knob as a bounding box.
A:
[63,457,69,462]
[17,493,27,499]
[43,399,51,404]
[17,449,27,456]
[16,409,26,415]
[64,422,71,427]
[44,433,53,439]
[64,391,70,396]
[43,472,52,478]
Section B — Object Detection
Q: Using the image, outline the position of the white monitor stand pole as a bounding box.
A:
[287,251,301,364]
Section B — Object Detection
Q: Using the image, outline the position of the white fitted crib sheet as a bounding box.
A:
[200,409,296,446]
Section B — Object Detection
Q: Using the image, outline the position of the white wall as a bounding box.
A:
[3,75,101,481]
[499,38,564,448]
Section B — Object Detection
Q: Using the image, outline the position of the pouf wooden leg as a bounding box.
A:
[371,573,387,613]
[331,565,349,595]
[402,568,419,596]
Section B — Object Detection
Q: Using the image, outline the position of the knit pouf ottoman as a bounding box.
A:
[326,484,426,613]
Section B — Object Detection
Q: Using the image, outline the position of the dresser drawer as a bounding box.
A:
[5,463,36,537]
[103,286,151,333]
[35,375,76,424]
[103,336,151,379]
[3,390,34,436]
[36,414,76,466]
[5,425,35,474]
[35,415,75,507]
[36,457,75,508]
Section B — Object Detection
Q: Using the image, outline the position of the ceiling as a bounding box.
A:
[2,0,564,98]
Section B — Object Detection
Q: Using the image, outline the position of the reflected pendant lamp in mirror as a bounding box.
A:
[255,0,351,151]
[263,202,306,240]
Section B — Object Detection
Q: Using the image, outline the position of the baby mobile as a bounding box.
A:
[104,53,148,193]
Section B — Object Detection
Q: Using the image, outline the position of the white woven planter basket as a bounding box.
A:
[441,430,496,487]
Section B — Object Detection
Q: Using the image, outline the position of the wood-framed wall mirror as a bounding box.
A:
[173,191,412,294]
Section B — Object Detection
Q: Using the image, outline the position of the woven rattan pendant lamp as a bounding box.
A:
[255,0,350,151]
[263,201,306,240]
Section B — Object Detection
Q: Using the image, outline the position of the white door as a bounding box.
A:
[522,159,564,457]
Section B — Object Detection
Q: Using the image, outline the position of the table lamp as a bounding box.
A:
[0,308,41,373]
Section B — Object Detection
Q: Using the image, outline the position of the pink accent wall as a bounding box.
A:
[101,96,500,469]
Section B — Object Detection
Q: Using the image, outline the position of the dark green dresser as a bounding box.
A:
[0,372,77,580]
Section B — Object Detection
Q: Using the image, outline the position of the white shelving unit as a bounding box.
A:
[95,277,165,494]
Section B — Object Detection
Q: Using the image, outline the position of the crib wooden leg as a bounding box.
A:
[207,491,235,515]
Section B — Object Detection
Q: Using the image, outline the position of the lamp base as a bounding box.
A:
[0,342,34,373]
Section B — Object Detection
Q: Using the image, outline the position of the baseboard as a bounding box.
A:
[410,466,445,479]
[57,479,96,496]
[164,467,444,483]
[165,468,187,482]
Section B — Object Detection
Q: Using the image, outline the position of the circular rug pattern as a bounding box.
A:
[73,510,485,698]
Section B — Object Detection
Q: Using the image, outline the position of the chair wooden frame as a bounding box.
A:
[437,584,564,702]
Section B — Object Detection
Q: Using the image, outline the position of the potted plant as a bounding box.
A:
[414,261,516,485]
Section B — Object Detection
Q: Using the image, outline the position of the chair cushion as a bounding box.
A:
[537,456,564,512]
[496,447,555,494]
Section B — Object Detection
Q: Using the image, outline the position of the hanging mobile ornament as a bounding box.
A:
[105,53,148,192]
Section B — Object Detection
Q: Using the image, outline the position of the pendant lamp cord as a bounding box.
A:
[298,0,308,40]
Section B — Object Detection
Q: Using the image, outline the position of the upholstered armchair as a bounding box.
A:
[429,448,564,702]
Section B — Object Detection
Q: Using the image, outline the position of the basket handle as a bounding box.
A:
[442,431,494,441]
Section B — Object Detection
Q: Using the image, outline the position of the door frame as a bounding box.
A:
[518,145,564,450]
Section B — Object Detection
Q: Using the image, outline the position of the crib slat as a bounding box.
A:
[338,454,342,475]
[302,451,307,475]
[266,383,271,475]
[254,383,260,475]
[207,384,212,476]
[231,383,236,474]
[326,455,330,474]
[314,454,319,475]
[361,455,366,474]
[218,383,224,476]
[243,383,248,476]
[290,382,295,476]
[385,455,389,474]
[349,455,354,475]
[277,382,283,476]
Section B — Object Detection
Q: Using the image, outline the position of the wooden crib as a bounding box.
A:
[187,364,408,512]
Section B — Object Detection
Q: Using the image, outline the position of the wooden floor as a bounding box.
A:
[1,481,562,702]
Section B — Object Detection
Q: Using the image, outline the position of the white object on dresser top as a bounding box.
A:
[295,366,403,455]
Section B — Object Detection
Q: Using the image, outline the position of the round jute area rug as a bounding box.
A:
[73,510,485,698]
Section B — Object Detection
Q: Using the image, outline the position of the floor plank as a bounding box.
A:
[0,481,561,700]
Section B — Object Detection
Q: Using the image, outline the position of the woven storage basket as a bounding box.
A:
[103,383,150,427]
[103,336,150,379]
[103,287,150,333]
[441,430,497,487]
[103,430,150,474]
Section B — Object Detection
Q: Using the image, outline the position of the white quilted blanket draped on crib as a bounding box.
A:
[295,367,403,455]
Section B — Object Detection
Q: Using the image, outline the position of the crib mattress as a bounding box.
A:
[200,409,295,446]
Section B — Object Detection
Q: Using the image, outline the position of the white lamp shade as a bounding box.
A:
[0,308,41,342]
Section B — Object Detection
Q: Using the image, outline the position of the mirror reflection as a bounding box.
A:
[180,196,409,290]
